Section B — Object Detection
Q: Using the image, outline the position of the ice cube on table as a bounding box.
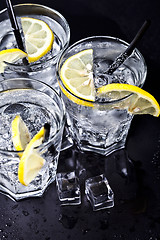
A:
[85,174,114,211]
[56,171,81,205]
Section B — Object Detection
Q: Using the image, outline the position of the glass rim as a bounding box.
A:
[0,3,70,69]
[57,35,147,105]
[0,77,66,154]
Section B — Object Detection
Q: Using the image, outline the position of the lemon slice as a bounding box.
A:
[21,17,54,63]
[18,125,46,186]
[0,48,27,73]
[12,115,31,157]
[60,49,95,101]
[97,83,160,117]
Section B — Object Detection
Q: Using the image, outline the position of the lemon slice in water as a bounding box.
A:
[60,49,95,101]
[0,49,27,73]
[97,83,160,117]
[18,125,47,186]
[21,17,54,63]
[12,115,31,157]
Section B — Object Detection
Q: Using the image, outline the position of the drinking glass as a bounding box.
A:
[0,78,65,200]
[0,3,70,92]
[57,36,147,156]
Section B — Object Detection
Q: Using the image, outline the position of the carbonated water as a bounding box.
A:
[58,36,147,155]
[0,17,63,58]
[0,79,65,200]
[0,4,70,90]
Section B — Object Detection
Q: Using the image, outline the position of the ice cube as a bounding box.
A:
[85,174,114,211]
[56,171,81,205]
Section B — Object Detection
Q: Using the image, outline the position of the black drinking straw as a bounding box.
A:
[106,20,151,75]
[6,0,28,64]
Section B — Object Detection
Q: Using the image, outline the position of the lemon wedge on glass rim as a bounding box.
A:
[0,17,54,73]
[0,48,27,73]
[60,49,95,102]
[21,17,54,63]
[12,115,31,157]
[97,83,160,117]
[60,49,160,115]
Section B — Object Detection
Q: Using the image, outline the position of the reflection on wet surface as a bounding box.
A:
[54,145,159,238]
[58,144,160,216]
[58,147,138,208]
[0,142,160,239]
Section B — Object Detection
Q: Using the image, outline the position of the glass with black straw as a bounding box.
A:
[3,0,32,86]
[92,20,150,89]
[57,21,149,155]
[0,0,70,92]
[0,1,73,151]
[5,0,28,65]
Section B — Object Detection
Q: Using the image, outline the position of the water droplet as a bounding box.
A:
[5,222,12,227]
[2,233,8,239]
[43,217,47,222]
[22,210,29,216]
[34,209,40,214]
[82,228,90,235]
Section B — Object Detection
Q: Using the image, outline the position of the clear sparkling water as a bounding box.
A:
[63,38,146,155]
[0,17,62,58]
[68,106,132,154]
[0,15,68,90]
[94,58,136,89]
[0,103,55,150]
[0,88,63,200]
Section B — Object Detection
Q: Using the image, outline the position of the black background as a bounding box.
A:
[0,0,160,239]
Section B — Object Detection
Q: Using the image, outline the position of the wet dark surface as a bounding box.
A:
[0,0,160,239]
